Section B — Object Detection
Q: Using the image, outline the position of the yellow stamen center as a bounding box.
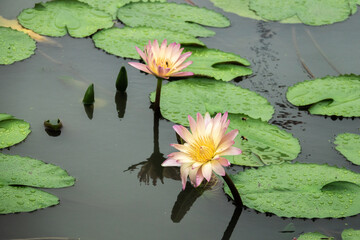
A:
[189,136,216,163]
[157,58,173,69]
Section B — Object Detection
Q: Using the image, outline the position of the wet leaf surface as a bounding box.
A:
[0,116,31,149]
[226,163,360,218]
[286,75,360,117]
[92,27,204,59]
[117,2,230,37]
[150,78,274,126]
[184,47,252,81]
[18,0,113,38]
[227,114,300,166]
[0,153,75,214]
[0,27,36,65]
[335,132,360,165]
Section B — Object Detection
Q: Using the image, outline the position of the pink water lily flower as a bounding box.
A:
[162,112,242,190]
[128,39,194,79]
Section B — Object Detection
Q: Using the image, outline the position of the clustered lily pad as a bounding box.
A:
[286,75,360,117]
[297,228,360,240]
[150,78,274,126]
[211,0,359,25]
[184,47,252,81]
[92,27,204,59]
[335,132,360,165]
[117,2,230,37]
[227,114,301,166]
[79,0,167,19]
[0,153,75,214]
[0,114,31,149]
[225,163,360,218]
[0,27,36,65]
[18,0,113,38]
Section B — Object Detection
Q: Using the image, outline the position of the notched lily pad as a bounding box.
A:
[0,116,31,149]
[225,163,360,218]
[0,153,75,214]
[0,27,36,65]
[286,75,360,117]
[79,0,167,19]
[335,132,360,165]
[150,78,274,126]
[249,0,353,26]
[92,27,204,59]
[18,0,113,38]
[117,2,230,37]
[227,114,300,166]
[210,0,301,23]
[184,47,252,82]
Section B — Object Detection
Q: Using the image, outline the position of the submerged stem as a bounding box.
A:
[154,77,163,113]
[222,173,243,207]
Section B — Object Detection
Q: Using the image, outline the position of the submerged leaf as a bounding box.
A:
[184,47,252,81]
[0,153,75,214]
[342,228,360,240]
[92,27,204,59]
[335,132,360,165]
[249,0,353,26]
[227,114,300,166]
[225,163,360,218]
[78,0,167,19]
[286,75,360,117]
[0,117,31,149]
[297,232,331,240]
[18,0,113,38]
[150,78,274,126]
[209,0,301,23]
[0,27,36,65]
[117,2,230,37]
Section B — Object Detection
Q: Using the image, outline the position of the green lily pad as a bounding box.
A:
[298,232,332,240]
[249,0,353,26]
[209,0,301,23]
[226,114,300,166]
[0,117,31,149]
[78,0,166,19]
[150,78,274,126]
[117,2,230,37]
[335,132,360,165]
[0,153,75,214]
[18,0,113,38]
[342,229,360,240]
[225,163,360,218]
[286,75,360,117]
[0,27,36,65]
[92,27,204,59]
[0,113,14,122]
[184,47,252,82]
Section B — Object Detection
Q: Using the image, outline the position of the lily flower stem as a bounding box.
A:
[154,77,163,112]
[223,173,243,207]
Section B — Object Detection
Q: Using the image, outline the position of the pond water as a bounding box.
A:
[1,0,360,239]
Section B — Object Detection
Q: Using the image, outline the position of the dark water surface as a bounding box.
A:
[1,0,360,239]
